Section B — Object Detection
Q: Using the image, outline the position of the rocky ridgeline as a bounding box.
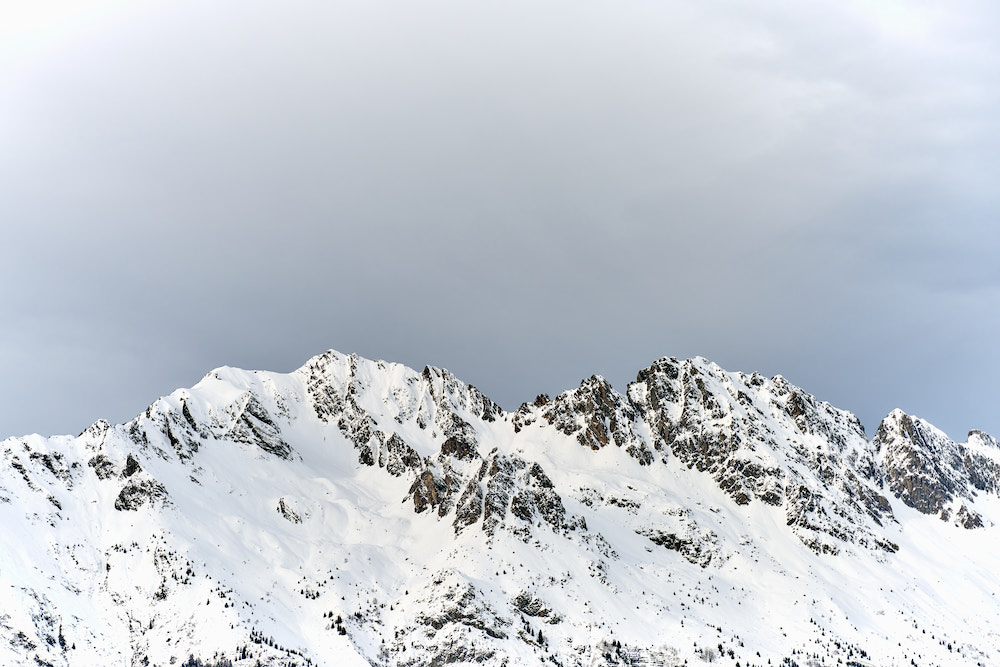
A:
[199,350,998,558]
[64,351,1000,553]
[872,410,1000,528]
[511,357,902,554]
[2,349,999,667]
[20,351,993,553]
[46,350,996,546]
[297,352,581,540]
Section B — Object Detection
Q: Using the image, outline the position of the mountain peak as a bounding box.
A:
[872,409,1000,528]
[968,429,1000,449]
[2,349,998,666]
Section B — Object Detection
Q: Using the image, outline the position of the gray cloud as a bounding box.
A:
[1,0,998,440]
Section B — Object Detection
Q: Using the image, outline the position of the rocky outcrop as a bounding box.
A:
[299,351,499,478]
[3,348,1000,667]
[627,357,895,552]
[629,358,788,506]
[872,410,1000,528]
[379,433,422,477]
[408,464,462,517]
[637,507,722,568]
[538,376,653,464]
[223,394,291,460]
[114,478,168,511]
[450,450,577,537]
[512,591,560,623]
[414,576,508,640]
[277,497,302,524]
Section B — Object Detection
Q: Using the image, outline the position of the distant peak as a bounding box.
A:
[968,429,1000,448]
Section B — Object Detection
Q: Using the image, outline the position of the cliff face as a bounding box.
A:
[872,410,1000,528]
[1,349,998,667]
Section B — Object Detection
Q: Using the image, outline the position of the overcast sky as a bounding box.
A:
[1,0,998,441]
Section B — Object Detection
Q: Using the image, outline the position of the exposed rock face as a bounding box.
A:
[629,359,868,508]
[2,348,1000,667]
[520,357,897,553]
[299,351,501,479]
[114,478,168,511]
[414,573,508,640]
[224,394,291,460]
[873,410,1000,527]
[386,571,508,666]
[277,497,303,524]
[512,591,558,622]
[637,508,722,569]
[408,466,461,517]
[112,453,169,511]
[88,454,116,480]
[380,434,421,477]
[873,410,957,515]
[965,430,1000,494]
[538,375,653,464]
[445,449,578,538]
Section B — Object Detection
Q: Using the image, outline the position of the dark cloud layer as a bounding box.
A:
[2,0,998,440]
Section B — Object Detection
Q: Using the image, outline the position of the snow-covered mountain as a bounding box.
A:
[2,350,999,667]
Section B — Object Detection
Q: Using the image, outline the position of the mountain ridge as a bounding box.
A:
[1,349,998,666]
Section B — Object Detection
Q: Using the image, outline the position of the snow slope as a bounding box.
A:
[1,350,998,666]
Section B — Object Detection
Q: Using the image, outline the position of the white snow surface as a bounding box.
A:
[0,349,998,667]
